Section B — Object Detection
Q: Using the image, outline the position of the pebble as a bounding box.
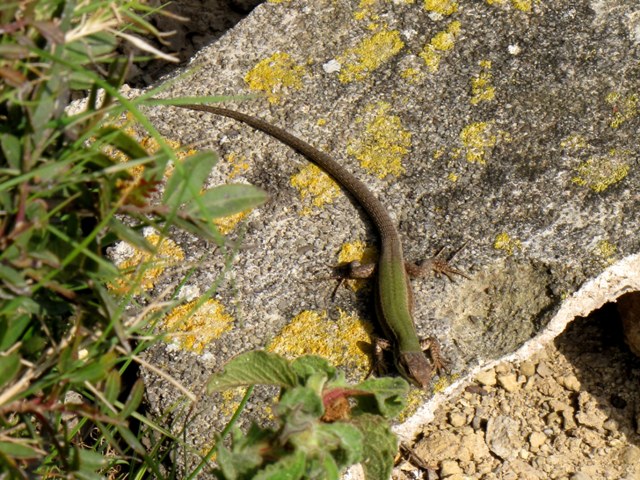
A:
[536,361,553,377]
[449,411,467,427]
[519,360,536,377]
[621,445,640,465]
[529,431,547,449]
[559,374,581,392]
[440,459,463,476]
[486,415,524,461]
[476,368,497,386]
[571,473,592,480]
[497,373,520,392]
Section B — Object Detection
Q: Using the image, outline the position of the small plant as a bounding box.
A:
[204,351,409,480]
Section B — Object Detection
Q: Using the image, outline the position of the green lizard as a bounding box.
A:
[176,104,464,388]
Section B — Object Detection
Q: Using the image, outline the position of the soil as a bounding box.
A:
[395,303,640,480]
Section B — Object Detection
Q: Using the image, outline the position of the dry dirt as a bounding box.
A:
[395,303,640,480]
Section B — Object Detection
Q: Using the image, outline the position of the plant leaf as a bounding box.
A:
[207,351,298,393]
[163,150,218,207]
[351,376,409,418]
[317,422,363,470]
[253,450,306,480]
[119,379,144,419]
[349,414,398,480]
[0,353,21,389]
[0,441,40,459]
[186,184,267,219]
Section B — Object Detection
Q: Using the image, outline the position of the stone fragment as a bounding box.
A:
[486,415,524,461]
[476,369,497,386]
[575,392,608,431]
[449,411,467,428]
[497,373,520,392]
[558,374,581,392]
[519,361,536,377]
[529,431,547,450]
[440,459,463,477]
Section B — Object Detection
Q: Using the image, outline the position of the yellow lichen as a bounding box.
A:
[423,0,458,16]
[470,60,495,105]
[102,112,196,188]
[110,232,185,294]
[226,152,250,179]
[400,67,423,83]
[214,210,250,235]
[290,163,341,215]
[460,122,497,164]
[346,102,412,178]
[244,52,306,104]
[572,153,630,193]
[220,388,247,417]
[161,299,234,354]
[511,0,532,12]
[606,91,639,129]
[560,134,588,151]
[447,172,459,182]
[494,232,522,255]
[337,28,405,83]
[337,241,378,292]
[419,21,462,73]
[267,310,374,375]
[354,0,379,21]
[594,240,617,265]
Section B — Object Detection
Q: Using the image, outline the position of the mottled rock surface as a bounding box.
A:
[129,0,640,476]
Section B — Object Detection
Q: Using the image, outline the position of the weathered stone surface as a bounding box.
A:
[133,0,640,474]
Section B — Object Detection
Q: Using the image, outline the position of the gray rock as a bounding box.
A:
[131,0,640,474]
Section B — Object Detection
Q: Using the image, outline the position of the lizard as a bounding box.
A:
[176,103,465,388]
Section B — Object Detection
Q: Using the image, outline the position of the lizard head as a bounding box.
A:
[396,351,432,389]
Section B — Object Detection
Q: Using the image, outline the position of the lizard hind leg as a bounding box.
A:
[420,336,448,374]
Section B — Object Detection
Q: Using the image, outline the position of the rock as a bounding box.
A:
[497,373,520,392]
[519,361,537,378]
[449,411,467,428]
[476,369,497,387]
[618,291,640,357]
[440,459,463,477]
[558,374,581,392]
[575,392,608,431]
[486,416,524,461]
[529,431,547,450]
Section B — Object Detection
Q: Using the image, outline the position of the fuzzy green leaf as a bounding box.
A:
[351,376,409,418]
[317,422,363,470]
[216,431,264,480]
[349,414,398,480]
[277,386,324,420]
[186,184,267,219]
[252,450,306,480]
[207,351,298,393]
[77,448,108,471]
[290,355,337,382]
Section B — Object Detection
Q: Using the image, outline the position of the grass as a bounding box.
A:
[0,1,265,477]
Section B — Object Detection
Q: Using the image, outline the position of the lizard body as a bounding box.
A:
[178,104,439,388]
